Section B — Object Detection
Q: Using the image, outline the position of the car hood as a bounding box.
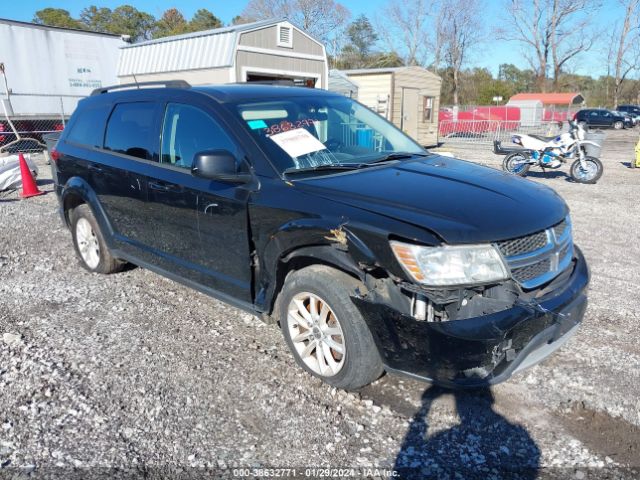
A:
[294,156,568,244]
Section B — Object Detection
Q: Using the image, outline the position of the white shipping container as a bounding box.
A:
[0,18,125,117]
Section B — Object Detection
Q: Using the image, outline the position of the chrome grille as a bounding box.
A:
[512,259,551,283]
[497,231,548,257]
[553,218,569,239]
[496,217,573,289]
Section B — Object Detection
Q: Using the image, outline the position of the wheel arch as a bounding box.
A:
[61,177,114,244]
[265,245,366,320]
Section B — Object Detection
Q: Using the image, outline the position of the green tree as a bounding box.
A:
[333,15,380,69]
[79,6,115,33]
[368,51,404,68]
[497,64,535,93]
[109,5,156,41]
[189,9,223,31]
[476,80,513,105]
[346,14,377,57]
[33,8,85,30]
[154,8,189,38]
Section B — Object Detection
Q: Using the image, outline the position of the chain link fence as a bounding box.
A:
[438,104,579,147]
[439,119,565,146]
[0,93,84,153]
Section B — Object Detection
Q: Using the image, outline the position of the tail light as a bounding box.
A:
[50,148,61,163]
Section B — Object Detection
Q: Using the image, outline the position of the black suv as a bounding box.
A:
[574,108,632,129]
[51,81,589,390]
[617,104,640,122]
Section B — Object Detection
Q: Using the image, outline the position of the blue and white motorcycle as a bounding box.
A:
[493,121,603,184]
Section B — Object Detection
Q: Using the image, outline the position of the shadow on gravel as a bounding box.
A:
[36,179,55,186]
[394,387,540,479]
[521,170,573,182]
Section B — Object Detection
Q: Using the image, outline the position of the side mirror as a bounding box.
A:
[191,150,252,183]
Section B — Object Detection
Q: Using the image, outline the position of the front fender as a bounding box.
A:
[255,218,382,314]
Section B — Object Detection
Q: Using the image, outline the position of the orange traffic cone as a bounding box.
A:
[18,153,45,198]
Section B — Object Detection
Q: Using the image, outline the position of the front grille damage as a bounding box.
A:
[496,217,573,289]
[352,217,580,385]
[359,217,575,327]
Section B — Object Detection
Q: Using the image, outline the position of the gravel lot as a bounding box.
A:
[1,128,639,479]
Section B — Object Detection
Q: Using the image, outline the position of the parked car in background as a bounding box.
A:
[50,82,589,390]
[574,109,632,129]
[617,104,640,122]
[614,110,637,127]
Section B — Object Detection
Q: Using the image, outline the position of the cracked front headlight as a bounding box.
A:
[390,241,509,286]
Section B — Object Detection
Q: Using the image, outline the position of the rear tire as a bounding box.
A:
[503,152,531,176]
[70,204,125,274]
[570,156,603,184]
[277,265,384,390]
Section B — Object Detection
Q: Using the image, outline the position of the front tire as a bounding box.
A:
[570,156,603,184]
[613,121,624,130]
[70,204,125,274]
[277,265,383,390]
[503,152,531,176]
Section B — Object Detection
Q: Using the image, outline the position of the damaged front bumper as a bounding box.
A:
[353,247,589,388]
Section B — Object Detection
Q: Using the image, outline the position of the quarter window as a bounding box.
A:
[160,103,238,169]
[104,102,156,160]
[67,104,111,148]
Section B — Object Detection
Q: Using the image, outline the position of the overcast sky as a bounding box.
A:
[7,0,624,77]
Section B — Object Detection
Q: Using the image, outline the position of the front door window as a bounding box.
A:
[160,103,239,169]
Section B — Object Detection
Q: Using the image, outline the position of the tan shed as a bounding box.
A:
[338,67,441,146]
[118,19,327,89]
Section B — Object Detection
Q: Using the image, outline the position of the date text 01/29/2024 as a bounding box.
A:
[231,468,399,477]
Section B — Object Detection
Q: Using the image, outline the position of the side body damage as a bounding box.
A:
[247,179,589,387]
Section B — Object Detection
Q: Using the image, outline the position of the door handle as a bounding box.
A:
[88,164,103,173]
[149,181,183,193]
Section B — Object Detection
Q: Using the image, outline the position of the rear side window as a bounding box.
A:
[104,102,156,160]
[66,104,111,148]
[160,103,238,169]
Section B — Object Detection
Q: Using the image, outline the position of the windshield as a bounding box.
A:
[231,94,426,175]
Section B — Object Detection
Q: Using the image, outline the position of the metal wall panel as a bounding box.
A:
[118,33,237,76]
[0,20,124,115]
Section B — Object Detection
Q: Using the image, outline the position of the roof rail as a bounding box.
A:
[91,80,191,96]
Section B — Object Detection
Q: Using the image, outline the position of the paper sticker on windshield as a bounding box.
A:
[269,128,327,158]
[247,119,267,130]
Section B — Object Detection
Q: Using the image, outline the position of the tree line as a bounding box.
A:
[33,6,223,40]
[32,0,640,108]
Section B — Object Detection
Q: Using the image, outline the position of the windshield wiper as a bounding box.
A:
[283,164,364,176]
[283,152,431,176]
[370,152,431,163]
